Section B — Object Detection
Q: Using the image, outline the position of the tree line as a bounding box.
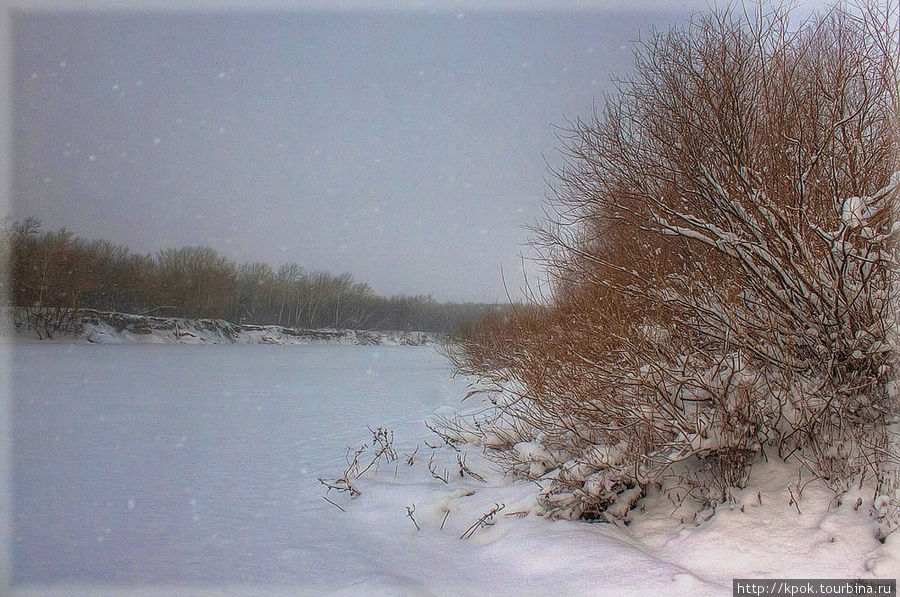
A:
[1,217,501,333]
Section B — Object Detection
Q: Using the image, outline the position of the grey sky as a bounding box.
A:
[9,3,826,302]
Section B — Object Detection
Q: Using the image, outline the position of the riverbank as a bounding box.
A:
[2,308,439,346]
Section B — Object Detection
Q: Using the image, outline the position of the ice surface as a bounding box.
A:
[11,345,465,589]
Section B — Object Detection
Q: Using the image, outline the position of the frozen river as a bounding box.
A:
[11,343,469,587]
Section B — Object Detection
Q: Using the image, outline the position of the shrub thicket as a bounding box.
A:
[445,2,900,536]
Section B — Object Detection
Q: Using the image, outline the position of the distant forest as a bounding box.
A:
[1,218,504,333]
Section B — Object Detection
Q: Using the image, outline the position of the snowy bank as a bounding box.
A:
[313,433,900,597]
[3,308,439,346]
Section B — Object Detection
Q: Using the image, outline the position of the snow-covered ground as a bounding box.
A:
[8,344,898,596]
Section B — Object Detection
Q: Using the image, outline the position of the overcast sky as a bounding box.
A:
[9,2,828,302]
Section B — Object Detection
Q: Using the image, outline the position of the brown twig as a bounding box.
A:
[461,503,505,539]
[406,505,421,531]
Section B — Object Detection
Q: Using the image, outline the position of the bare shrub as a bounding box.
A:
[445,2,900,533]
[20,305,83,340]
[319,426,397,505]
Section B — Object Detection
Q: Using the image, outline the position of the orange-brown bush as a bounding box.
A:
[444,2,900,534]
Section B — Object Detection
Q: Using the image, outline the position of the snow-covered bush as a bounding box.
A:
[445,2,900,535]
